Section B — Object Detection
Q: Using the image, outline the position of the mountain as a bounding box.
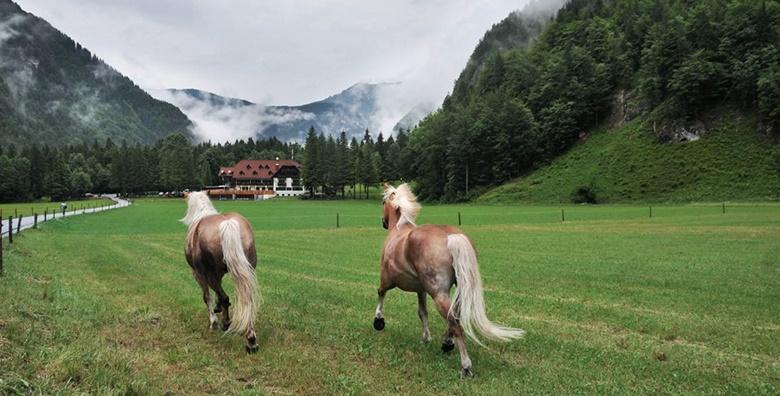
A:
[393,102,437,132]
[0,0,192,147]
[449,4,556,104]
[406,0,780,202]
[151,82,426,143]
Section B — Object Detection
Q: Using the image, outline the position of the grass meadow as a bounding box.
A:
[0,198,778,394]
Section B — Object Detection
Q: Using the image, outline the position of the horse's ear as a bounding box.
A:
[384,183,392,191]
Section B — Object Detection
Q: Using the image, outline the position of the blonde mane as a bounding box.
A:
[181,191,219,228]
[384,183,421,228]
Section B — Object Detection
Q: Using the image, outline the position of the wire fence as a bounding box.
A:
[0,197,129,276]
[233,201,767,231]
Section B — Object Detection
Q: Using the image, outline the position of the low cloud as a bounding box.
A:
[149,89,315,142]
[17,0,538,109]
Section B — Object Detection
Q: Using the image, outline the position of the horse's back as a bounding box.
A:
[405,224,470,291]
[407,224,467,253]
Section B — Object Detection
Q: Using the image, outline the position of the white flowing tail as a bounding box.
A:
[219,219,257,335]
[448,234,525,346]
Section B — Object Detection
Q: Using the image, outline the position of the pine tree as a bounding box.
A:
[28,144,47,199]
[158,133,194,192]
[301,127,321,197]
[48,152,70,201]
[335,131,352,198]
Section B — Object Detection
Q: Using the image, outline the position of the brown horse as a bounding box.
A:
[374,183,524,376]
[182,191,260,353]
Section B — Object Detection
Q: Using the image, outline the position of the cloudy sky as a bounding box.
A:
[16,0,532,107]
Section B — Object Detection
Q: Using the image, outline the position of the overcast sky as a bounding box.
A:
[16,0,531,106]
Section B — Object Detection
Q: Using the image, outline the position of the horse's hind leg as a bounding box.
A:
[245,322,258,354]
[213,277,257,353]
[194,271,218,331]
[417,292,431,342]
[212,280,231,332]
[432,292,473,377]
[215,280,258,353]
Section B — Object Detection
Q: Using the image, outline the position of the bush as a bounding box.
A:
[572,185,597,204]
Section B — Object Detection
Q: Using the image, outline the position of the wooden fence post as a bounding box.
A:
[44,209,47,221]
[561,209,565,222]
[8,216,12,244]
[458,211,462,226]
[34,213,38,229]
[649,206,652,218]
[722,202,725,214]
[16,215,22,234]
[336,212,340,228]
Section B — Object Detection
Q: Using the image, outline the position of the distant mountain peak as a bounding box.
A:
[153,81,431,143]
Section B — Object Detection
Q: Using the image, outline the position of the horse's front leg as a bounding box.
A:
[373,285,389,330]
[418,292,431,342]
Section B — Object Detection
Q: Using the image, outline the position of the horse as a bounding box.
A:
[181,191,260,353]
[373,183,525,376]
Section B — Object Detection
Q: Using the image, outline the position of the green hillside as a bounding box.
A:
[479,113,780,204]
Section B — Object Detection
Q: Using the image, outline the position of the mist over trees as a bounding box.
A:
[0,1,193,147]
[404,0,780,201]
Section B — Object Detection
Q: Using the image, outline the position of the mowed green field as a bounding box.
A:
[0,199,779,394]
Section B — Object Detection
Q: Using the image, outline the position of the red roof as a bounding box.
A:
[219,159,301,180]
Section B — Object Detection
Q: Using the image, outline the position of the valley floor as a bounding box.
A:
[0,199,778,394]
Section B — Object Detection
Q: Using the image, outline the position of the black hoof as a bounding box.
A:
[222,322,231,332]
[461,367,473,378]
[245,345,259,354]
[209,322,219,332]
[441,339,455,353]
[373,317,385,331]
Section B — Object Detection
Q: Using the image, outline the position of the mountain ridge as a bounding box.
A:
[151,81,429,142]
[0,0,193,147]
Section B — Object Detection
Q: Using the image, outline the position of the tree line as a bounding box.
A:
[0,126,415,203]
[0,134,299,203]
[301,127,412,198]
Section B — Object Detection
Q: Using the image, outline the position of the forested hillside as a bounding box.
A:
[407,0,780,202]
[0,0,192,147]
